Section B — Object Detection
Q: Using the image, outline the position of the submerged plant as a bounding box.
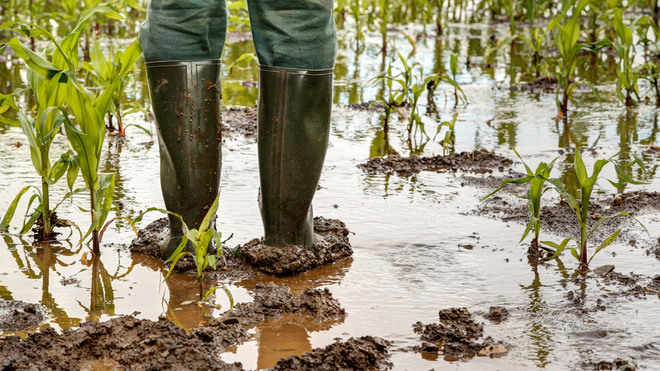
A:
[481,149,557,257]
[542,149,647,268]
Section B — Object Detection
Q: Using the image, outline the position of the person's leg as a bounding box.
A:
[140,0,227,62]
[247,0,336,248]
[140,0,227,257]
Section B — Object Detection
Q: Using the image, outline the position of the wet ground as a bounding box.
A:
[1,17,660,370]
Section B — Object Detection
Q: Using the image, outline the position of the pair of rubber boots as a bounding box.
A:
[145,60,332,258]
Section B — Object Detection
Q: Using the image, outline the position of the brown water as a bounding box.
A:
[1,20,660,370]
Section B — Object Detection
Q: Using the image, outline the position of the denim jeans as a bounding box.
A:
[139,0,336,69]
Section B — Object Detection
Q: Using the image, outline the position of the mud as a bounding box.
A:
[0,300,45,332]
[358,149,513,177]
[582,357,637,370]
[272,336,392,371]
[0,283,345,370]
[216,282,346,325]
[474,190,660,247]
[484,306,509,323]
[413,307,508,360]
[221,106,257,140]
[345,101,386,112]
[130,217,352,277]
[0,316,243,370]
[509,76,558,94]
[237,217,353,276]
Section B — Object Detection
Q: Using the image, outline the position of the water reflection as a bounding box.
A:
[2,236,81,329]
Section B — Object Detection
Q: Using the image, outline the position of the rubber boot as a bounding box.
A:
[257,65,333,248]
[145,60,222,258]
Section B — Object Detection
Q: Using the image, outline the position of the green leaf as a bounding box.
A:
[164,251,188,281]
[0,186,32,230]
[588,229,621,265]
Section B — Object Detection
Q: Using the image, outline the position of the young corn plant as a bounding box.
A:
[164,195,229,301]
[4,7,134,253]
[481,149,557,257]
[543,149,648,269]
[0,10,120,239]
[548,0,592,118]
[372,64,407,157]
[82,39,145,136]
[609,9,642,107]
[433,112,458,155]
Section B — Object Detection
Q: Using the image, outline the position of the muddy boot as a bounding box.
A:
[145,60,222,258]
[257,65,333,248]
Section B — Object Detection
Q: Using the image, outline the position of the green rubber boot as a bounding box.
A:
[145,60,222,258]
[257,65,333,248]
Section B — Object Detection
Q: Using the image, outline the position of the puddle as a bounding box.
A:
[1,16,660,371]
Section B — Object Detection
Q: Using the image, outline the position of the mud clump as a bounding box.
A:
[221,106,257,139]
[485,306,509,323]
[272,336,392,371]
[609,191,660,212]
[510,76,558,94]
[475,190,657,247]
[358,149,513,177]
[237,217,353,276]
[345,101,386,112]
[214,282,346,326]
[130,217,352,276]
[0,300,45,331]
[583,357,636,370]
[0,316,243,371]
[0,283,346,370]
[413,307,508,360]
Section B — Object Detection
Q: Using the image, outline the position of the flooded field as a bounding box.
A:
[1,3,660,370]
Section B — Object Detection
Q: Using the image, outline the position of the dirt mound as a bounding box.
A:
[0,300,45,331]
[475,189,660,248]
[484,306,509,323]
[345,101,386,112]
[130,217,352,276]
[216,282,346,326]
[583,357,637,370]
[0,316,244,371]
[358,149,513,177]
[510,76,558,94]
[0,283,346,370]
[413,307,508,360]
[237,217,353,276]
[221,106,257,139]
[272,336,392,371]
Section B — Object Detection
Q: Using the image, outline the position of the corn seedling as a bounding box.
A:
[481,149,557,257]
[542,149,648,269]
[163,195,229,301]
[433,112,458,155]
[608,9,642,107]
[371,64,406,156]
[82,39,145,136]
[548,0,595,118]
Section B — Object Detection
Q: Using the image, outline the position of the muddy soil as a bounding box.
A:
[129,217,352,277]
[582,357,637,370]
[237,217,353,276]
[474,190,660,247]
[345,101,386,112]
[221,106,257,140]
[413,307,508,361]
[358,149,514,177]
[509,76,558,94]
[0,283,346,370]
[0,300,45,332]
[272,336,392,371]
